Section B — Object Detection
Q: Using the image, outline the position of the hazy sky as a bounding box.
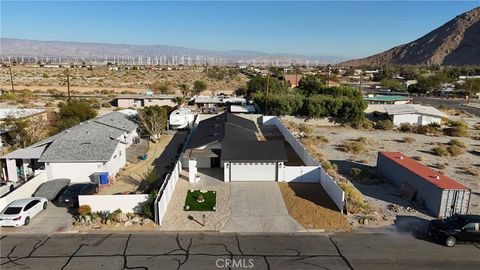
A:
[1,1,479,58]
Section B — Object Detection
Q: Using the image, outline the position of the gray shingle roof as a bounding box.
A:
[221,140,288,162]
[3,112,138,163]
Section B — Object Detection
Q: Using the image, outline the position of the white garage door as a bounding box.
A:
[230,162,277,181]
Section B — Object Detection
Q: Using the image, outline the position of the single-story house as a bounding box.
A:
[0,111,139,183]
[185,112,287,182]
[383,104,447,126]
[377,152,470,217]
[193,96,247,109]
[112,94,175,108]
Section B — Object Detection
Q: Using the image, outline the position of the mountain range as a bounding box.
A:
[342,7,480,66]
[0,38,338,64]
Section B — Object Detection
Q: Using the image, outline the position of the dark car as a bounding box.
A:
[54,183,99,208]
[428,214,480,247]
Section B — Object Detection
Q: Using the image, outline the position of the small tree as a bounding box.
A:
[171,96,187,108]
[138,105,167,141]
[0,116,49,149]
[52,99,98,132]
[192,80,207,95]
[150,81,172,94]
[178,83,190,96]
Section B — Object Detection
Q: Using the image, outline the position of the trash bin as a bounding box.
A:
[99,172,109,185]
[140,153,148,160]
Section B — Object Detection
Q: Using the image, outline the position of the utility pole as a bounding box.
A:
[264,73,270,115]
[66,68,71,101]
[8,66,14,93]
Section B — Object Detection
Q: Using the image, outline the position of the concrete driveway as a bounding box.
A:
[221,182,303,233]
[0,204,72,234]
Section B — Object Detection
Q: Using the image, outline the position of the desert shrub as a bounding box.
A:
[443,120,469,137]
[449,139,466,148]
[338,182,370,214]
[437,163,447,170]
[316,135,329,144]
[416,123,441,135]
[357,136,369,144]
[102,102,112,108]
[447,145,465,156]
[349,167,363,178]
[399,123,413,132]
[297,123,312,134]
[474,123,480,130]
[375,119,393,130]
[0,93,18,101]
[353,118,374,130]
[402,136,415,143]
[78,205,92,217]
[432,146,449,156]
[109,209,122,221]
[412,156,424,161]
[459,167,479,176]
[320,160,337,173]
[341,141,366,154]
[142,190,158,219]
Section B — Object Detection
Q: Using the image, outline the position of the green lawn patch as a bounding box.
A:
[184,190,216,211]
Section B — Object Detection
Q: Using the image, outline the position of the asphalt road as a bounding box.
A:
[1,232,479,270]
[413,97,480,117]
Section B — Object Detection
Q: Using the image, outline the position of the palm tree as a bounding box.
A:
[171,96,187,108]
[178,83,190,97]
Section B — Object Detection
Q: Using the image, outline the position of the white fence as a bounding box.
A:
[0,171,48,209]
[282,166,321,183]
[155,159,181,225]
[262,116,345,212]
[262,116,318,166]
[78,194,149,213]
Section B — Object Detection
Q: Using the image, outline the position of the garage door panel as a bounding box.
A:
[230,163,276,181]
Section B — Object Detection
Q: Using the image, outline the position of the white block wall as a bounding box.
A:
[0,172,48,210]
[78,194,149,213]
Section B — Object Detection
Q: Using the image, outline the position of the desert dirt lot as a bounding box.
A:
[278,183,351,231]
[0,66,247,94]
[281,114,480,227]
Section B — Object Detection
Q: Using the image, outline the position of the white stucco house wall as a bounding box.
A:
[1,112,139,184]
[383,104,447,126]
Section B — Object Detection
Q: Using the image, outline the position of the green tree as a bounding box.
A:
[380,79,403,91]
[0,116,49,149]
[138,105,167,141]
[171,96,187,108]
[461,78,480,97]
[297,75,326,96]
[192,80,207,95]
[408,75,442,94]
[246,75,288,96]
[178,83,190,96]
[54,99,97,132]
[150,81,172,94]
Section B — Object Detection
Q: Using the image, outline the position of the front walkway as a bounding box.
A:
[221,182,303,233]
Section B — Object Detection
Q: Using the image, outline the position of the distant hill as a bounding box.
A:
[342,7,480,66]
[0,38,338,64]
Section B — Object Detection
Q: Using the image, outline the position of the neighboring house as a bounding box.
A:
[383,104,447,126]
[112,94,176,108]
[185,112,287,182]
[0,108,48,149]
[364,95,411,105]
[193,96,247,109]
[283,74,304,88]
[377,152,470,217]
[326,80,341,87]
[0,112,138,183]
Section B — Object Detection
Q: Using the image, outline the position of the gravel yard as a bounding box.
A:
[281,114,480,227]
[159,170,231,231]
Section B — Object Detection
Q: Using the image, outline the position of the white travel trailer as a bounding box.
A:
[169,108,195,129]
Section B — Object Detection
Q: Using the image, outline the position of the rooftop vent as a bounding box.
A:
[433,175,440,180]
[398,156,404,160]
[81,142,92,146]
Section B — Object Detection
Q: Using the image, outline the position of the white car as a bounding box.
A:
[0,197,48,227]
[0,181,15,197]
